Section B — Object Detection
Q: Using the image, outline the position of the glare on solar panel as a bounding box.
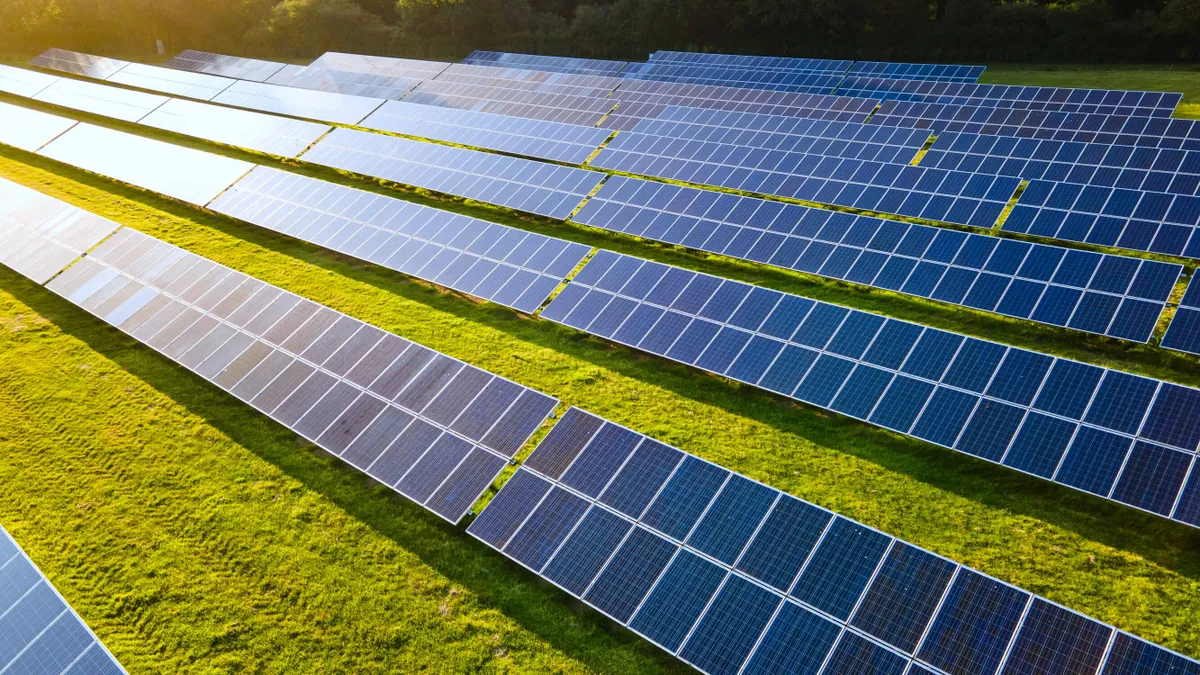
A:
[403,81,618,126]
[138,98,331,158]
[462,50,630,77]
[621,62,844,95]
[106,62,236,101]
[165,49,287,82]
[433,63,624,97]
[0,176,121,284]
[30,47,130,79]
[308,52,451,80]
[0,100,77,153]
[211,79,385,125]
[0,63,60,97]
[265,66,420,100]
[33,76,170,122]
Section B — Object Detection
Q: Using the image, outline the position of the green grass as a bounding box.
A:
[2,63,1200,672]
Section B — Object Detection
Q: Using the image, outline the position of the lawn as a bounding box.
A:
[1,62,1200,673]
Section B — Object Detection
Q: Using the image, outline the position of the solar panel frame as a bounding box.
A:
[164,49,288,82]
[0,63,61,97]
[0,100,77,153]
[105,62,236,101]
[463,51,630,77]
[30,47,130,80]
[211,79,385,125]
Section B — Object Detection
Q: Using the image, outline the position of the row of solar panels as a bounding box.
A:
[3,177,1197,675]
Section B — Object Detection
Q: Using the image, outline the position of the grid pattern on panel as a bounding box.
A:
[207,167,590,313]
[30,48,129,80]
[164,49,287,82]
[307,52,451,80]
[1163,282,1200,356]
[590,132,1018,229]
[620,62,845,95]
[1003,179,1200,258]
[105,62,235,101]
[402,81,617,127]
[263,67,420,100]
[468,406,1199,675]
[0,525,127,675]
[0,176,121,284]
[0,63,61,97]
[844,61,986,83]
[300,128,606,219]
[647,51,853,74]
[361,100,612,164]
[840,77,1180,117]
[430,64,624,97]
[0,100,77,153]
[541,251,1200,527]
[462,51,630,77]
[33,77,170,123]
[137,98,332,159]
[36,123,254,207]
[922,130,1200,196]
[43,228,556,522]
[572,176,1180,342]
[211,80,385,126]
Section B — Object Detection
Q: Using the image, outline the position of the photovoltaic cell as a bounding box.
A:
[0,525,127,675]
[543,250,1200,527]
[0,63,60,97]
[33,77,170,122]
[361,100,611,164]
[208,167,590,313]
[211,79,385,125]
[0,100,77,153]
[165,49,287,82]
[137,98,332,158]
[300,127,605,219]
[106,62,236,101]
[30,47,129,80]
[469,406,1198,675]
[0,176,121,284]
[845,61,986,83]
[1163,281,1200,356]
[463,51,630,77]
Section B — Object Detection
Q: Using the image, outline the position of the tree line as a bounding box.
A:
[4,0,1199,64]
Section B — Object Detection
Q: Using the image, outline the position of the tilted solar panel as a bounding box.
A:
[542,250,1200,526]
[30,47,129,80]
[0,525,127,675]
[211,79,385,126]
[1163,281,1200,355]
[164,49,287,82]
[621,62,844,95]
[469,406,1199,674]
[431,63,623,97]
[264,64,307,84]
[0,176,121,284]
[106,62,236,101]
[300,128,605,219]
[42,227,556,522]
[403,81,617,127]
[590,131,1019,229]
[361,100,611,164]
[208,167,591,313]
[0,100,77,153]
[648,50,853,74]
[0,63,60,97]
[307,52,450,80]
[462,51,630,77]
[137,98,331,159]
[574,176,1180,342]
[263,67,420,100]
[37,123,254,206]
[33,76,170,123]
[846,61,986,83]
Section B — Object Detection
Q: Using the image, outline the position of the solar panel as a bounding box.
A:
[106,62,236,101]
[621,61,844,94]
[0,524,127,675]
[33,76,170,122]
[1162,281,1200,355]
[468,406,1199,674]
[403,81,616,127]
[1004,180,1200,258]
[0,176,120,284]
[647,51,853,74]
[463,51,630,77]
[573,176,1180,342]
[307,52,450,80]
[300,128,605,220]
[43,227,556,522]
[208,167,591,313]
[138,98,331,158]
[263,66,420,100]
[211,80,385,125]
[0,100,77,153]
[265,64,307,84]
[840,77,1180,117]
[0,63,60,97]
[37,123,254,206]
[164,49,287,82]
[846,61,987,83]
[432,64,623,97]
[360,100,612,164]
[590,132,1019,229]
[543,250,1200,525]
[922,130,1200,196]
[30,47,129,80]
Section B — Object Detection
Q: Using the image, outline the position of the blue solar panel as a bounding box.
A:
[404,65,620,126]
[647,51,853,74]
[542,250,1200,526]
[469,406,1200,674]
[300,128,605,219]
[1162,280,1200,356]
[621,61,845,94]
[846,61,986,83]
[207,167,590,314]
[590,134,1017,229]
[360,100,612,164]
[571,176,1179,342]
[463,50,630,76]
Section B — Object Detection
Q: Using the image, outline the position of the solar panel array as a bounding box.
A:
[469,406,1199,675]
[300,128,605,219]
[137,98,331,158]
[463,50,630,76]
[0,100,76,153]
[37,123,254,206]
[360,100,612,164]
[0,177,121,284]
[574,176,1180,342]
[41,227,556,523]
[591,131,1020,229]
[840,77,1181,117]
[0,63,59,97]
[164,49,287,82]
[0,525,126,675]
[30,47,129,80]
[33,77,170,122]
[208,167,591,313]
[543,251,1200,526]
[211,79,385,126]
[106,62,236,101]
[1162,281,1200,356]
[845,61,986,82]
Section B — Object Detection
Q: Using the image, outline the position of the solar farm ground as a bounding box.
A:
[1,62,1199,672]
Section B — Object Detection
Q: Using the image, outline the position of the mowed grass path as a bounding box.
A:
[0,64,1199,672]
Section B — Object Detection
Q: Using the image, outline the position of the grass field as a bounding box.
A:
[1,63,1200,673]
